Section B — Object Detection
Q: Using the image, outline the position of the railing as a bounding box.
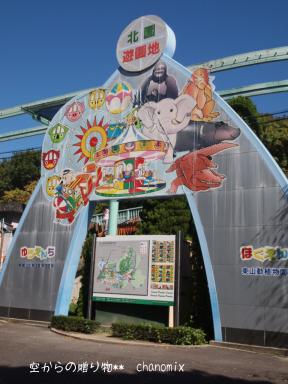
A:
[91,206,143,226]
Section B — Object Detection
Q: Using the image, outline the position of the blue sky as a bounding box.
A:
[0,0,287,155]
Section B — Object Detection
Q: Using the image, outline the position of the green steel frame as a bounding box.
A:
[188,46,288,72]
[0,46,287,142]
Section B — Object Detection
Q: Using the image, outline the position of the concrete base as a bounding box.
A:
[210,340,288,357]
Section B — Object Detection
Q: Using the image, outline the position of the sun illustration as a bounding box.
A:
[73,117,108,164]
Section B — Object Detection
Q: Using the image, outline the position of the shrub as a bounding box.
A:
[51,316,100,334]
[111,322,206,345]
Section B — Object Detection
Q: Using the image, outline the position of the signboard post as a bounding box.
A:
[107,200,119,236]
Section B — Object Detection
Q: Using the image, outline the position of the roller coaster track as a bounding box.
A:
[188,46,288,72]
[0,47,287,141]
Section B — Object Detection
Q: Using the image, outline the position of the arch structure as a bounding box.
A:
[0,16,287,347]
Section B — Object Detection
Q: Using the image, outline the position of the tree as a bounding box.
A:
[136,197,213,336]
[76,234,94,318]
[229,96,288,176]
[137,197,192,239]
[0,180,38,204]
[228,96,261,136]
[259,116,288,175]
[0,150,40,198]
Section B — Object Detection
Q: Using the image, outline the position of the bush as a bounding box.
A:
[68,303,78,316]
[51,316,100,334]
[111,322,206,345]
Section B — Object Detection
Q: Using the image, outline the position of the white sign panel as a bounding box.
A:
[93,235,175,306]
[116,15,176,72]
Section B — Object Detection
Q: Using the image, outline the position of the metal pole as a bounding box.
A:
[87,234,97,320]
[174,231,182,327]
[107,200,119,236]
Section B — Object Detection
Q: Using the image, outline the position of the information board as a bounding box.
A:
[92,235,175,306]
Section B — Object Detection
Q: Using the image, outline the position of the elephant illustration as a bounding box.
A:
[138,95,196,163]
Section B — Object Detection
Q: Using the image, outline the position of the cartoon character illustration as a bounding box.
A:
[141,61,178,103]
[46,176,61,197]
[88,89,106,110]
[42,150,60,170]
[126,108,142,129]
[65,101,85,122]
[123,162,133,180]
[106,82,132,114]
[61,169,74,185]
[138,95,195,162]
[166,142,238,193]
[182,68,220,121]
[48,124,69,144]
[53,170,94,223]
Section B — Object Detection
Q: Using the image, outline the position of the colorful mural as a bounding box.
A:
[41,17,241,224]
[1,15,288,348]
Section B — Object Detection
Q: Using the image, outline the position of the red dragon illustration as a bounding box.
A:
[166,142,238,193]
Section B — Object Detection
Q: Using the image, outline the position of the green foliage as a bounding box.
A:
[0,180,37,204]
[259,116,288,175]
[76,234,94,318]
[51,316,100,334]
[134,197,212,337]
[111,322,206,345]
[229,96,288,176]
[0,150,40,195]
[137,197,192,240]
[69,303,78,316]
[0,151,40,201]
[189,228,213,339]
[228,96,261,136]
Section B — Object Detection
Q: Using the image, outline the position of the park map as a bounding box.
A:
[94,241,149,296]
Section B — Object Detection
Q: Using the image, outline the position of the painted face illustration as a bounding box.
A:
[48,124,69,144]
[65,101,85,122]
[88,89,106,110]
[42,150,60,170]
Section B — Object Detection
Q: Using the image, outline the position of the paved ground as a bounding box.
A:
[0,321,287,384]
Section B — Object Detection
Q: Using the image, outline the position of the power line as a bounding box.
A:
[0,147,41,156]
[0,147,41,161]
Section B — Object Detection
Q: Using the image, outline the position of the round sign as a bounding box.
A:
[116,15,176,72]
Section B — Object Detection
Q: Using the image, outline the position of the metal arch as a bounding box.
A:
[0,88,95,120]
[219,80,288,99]
[0,126,47,141]
[188,46,288,73]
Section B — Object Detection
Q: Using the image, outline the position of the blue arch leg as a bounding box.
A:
[184,187,222,341]
[54,204,90,316]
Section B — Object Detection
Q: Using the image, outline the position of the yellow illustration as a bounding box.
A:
[46,176,61,197]
[88,89,106,110]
